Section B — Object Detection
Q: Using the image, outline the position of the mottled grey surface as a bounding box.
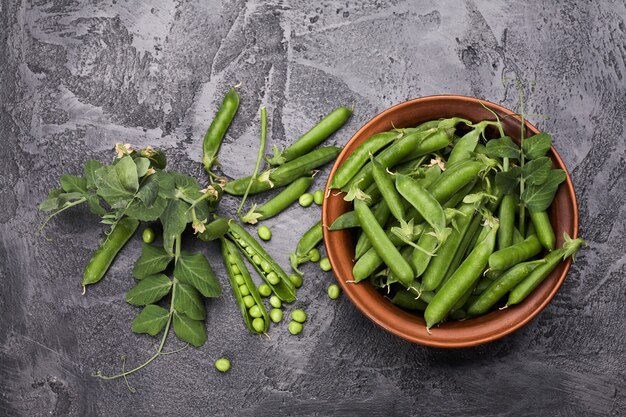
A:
[1,0,625,416]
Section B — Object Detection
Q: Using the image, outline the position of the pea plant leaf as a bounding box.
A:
[132,243,174,279]
[60,175,88,194]
[495,166,521,195]
[160,199,191,254]
[87,195,107,215]
[126,195,168,222]
[198,218,230,241]
[173,282,206,320]
[522,133,552,160]
[83,160,104,190]
[39,189,64,211]
[172,172,203,202]
[173,311,207,347]
[134,157,151,178]
[522,157,552,185]
[95,156,139,207]
[522,169,566,212]
[174,251,222,298]
[136,173,159,207]
[485,136,520,159]
[131,304,170,336]
[125,274,172,306]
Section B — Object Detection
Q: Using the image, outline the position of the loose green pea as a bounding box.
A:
[257,225,272,241]
[308,248,321,262]
[288,321,303,335]
[234,274,245,286]
[270,308,283,323]
[258,284,272,297]
[215,357,231,373]
[261,260,272,273]
[320,257,332,271]
[142,227,156,244]
[289,273,303,288]
[252,317,265,333]
[242,295,255,308]
[269,295,282,309]
[291,309,307,323]
[313,189,324,205]
[299,193,314,207]
[266,272,280,285]
[249,305,263,318]
[252,254,262,265]
[327,284,341,299]
[239,285,250,296]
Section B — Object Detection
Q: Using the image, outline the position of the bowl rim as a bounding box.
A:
[322,94,579,348]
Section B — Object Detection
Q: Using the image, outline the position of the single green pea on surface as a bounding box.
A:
[257,225,272,241]
[313,190,324,205]
[270,308,283,323]
[327,284,341,299]
[299,193,314,207]
[308,248,321,262]
[215,357,231,373]
[288,273,303,288]
[142,227,156,244]
[288,321,303,335]
[269,295,282,309]
[258,284,272,297]
[291,309,307,323]
[319,258,332,271]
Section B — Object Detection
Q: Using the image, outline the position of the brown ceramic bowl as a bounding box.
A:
[322,95,578,348]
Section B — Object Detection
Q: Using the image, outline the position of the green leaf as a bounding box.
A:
[134,157,151,178]
[132,243,174,279]
[83,160,104,189]
[172,172,203,201]
[95,156,139,207]
[131,304,170,336]
[160,199,190,254]
[136,173,159,207]
[522,169,566,212]
[173,311,206,347]
[60,175,88,194]
[495,167,521,195]
[522,157,552,185]
[39,189,63,211]
[126,195,168,222]
[522,133,552,160]
[57,192,85,206]
[174,251,222,298]
[87,195,107,215]
[125,274,172,306]
[485,136,520,159]
[173,282,206,320]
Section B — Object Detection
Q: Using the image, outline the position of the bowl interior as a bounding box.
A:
[322,95,578,348]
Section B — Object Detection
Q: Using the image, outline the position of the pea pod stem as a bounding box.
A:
[237,107,267,218]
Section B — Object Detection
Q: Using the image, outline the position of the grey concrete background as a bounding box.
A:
[1,0,625,416]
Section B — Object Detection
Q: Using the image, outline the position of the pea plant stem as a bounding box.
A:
[518,84,527,236]
[237,106,267,219]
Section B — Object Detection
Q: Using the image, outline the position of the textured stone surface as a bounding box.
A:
[1,0,625,416]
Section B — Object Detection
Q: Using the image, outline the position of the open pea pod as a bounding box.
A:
[226,220,296,302]
[221,238,269,334]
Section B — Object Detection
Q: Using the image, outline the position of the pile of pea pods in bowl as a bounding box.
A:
[322,95,584,348]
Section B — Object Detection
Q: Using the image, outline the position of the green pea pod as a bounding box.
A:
[278,107,351,165]
[437,213,483,289]
[82,217,140,287]
[442,180,477,210]
[354,199,392,260]
[391,289,428,311]
[489,232,543,271]
[352,229,405,282]
[399,120,441,135]
[497,193,516,250]
[507,235,586,306]
[198,217,230,241]
[243,176,313,224]
[371,156,406,223]
[221,238,269,333]
[424,222,498,329]
[468,260,544,316]
[227,220,296,302]
[410,227,438,278]
[354,199,414,287]
[224,146,341,195]
[428,160,486,202]
[290,221,323,273]
[329,200,389,230]
[396,174,445,232]
[447,120,494,166]
[203,88,240,173]
[529,210,555,251]
[330,130,400,189]
[344,126,453,192]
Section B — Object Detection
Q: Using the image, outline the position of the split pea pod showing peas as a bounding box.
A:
[221,238,269,334]
[279,107,352,164]
[424,222,499,329]
[202,87,240,173]
[82,217,140,287]
[243,176,313,224]
[290,221,323,273]
[224,146,341,196]
[354,199,414,287]
[226,220,296,302]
